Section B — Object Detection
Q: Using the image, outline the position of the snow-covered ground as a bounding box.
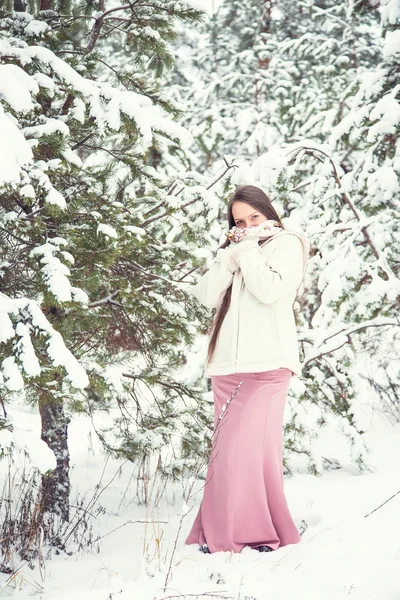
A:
[1,398,399,600]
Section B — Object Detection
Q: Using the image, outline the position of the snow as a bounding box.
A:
[367,166,400,200]
[380,0,400,25]
[46,330,89,389]
[143,26,161,40]
[61,147,83,167]
[46,186,67,208]
[0,429,13,450]
[30,241,74,302]
[25,167,67,208]
[0,107,33,184]
[1,397,399,599]
[0,426,56,474]
[71,286,89,305]
[19,183,35,198]
[1,356,24,391]
[368,95,400,142]
[97,223,119,239]
[186,0,208,10]
[32,71,55,91]
[16,429,56,473]
[0,312,15,343]
[22,117,70,138]
[15,322,41,377]
[0,293,90,392]
[124,225,146,240]
[102,365,127,395]
[0,64,38,112]
[383,29,400,57]
[24,19,50,37]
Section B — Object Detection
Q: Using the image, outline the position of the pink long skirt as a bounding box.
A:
[184,368,301,554]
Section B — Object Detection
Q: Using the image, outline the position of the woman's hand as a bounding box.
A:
[225,235,260,262]
[215,247,238,273]
[224,220,281,263]
[225,225,249,244]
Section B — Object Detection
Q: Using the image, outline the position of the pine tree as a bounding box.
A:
[173,0,383,166]
[0,0,225,537]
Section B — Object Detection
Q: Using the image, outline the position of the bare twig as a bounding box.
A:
[156,593,234,600]
[88,291,123,308]
[87,3,134,53]
[141,158,237,228]
[364,490,400,518]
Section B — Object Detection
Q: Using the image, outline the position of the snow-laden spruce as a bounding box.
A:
[0,0,216,546]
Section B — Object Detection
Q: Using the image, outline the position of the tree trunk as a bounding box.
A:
[13,0,27,10]
[38,393,70,522]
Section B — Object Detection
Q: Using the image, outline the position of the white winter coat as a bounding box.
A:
[190,227,310,378]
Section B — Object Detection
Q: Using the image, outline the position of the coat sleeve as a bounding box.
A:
[189,247,236,309]
[233,234,304,304]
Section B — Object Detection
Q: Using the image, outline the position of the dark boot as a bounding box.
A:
[255,545,273,552]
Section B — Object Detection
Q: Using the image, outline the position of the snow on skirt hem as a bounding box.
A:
[184,368,302,554]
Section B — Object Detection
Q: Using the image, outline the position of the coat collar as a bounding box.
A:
[261,227,310,276]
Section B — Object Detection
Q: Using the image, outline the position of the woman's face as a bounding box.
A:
[231,201,268,229]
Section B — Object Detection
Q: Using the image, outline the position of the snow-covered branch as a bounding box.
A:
[302,318,399,366]
[286,145,398,282]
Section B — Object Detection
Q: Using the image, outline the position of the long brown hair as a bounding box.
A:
[206,185,285,366]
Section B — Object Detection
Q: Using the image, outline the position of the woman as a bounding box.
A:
[184,184,310,555]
